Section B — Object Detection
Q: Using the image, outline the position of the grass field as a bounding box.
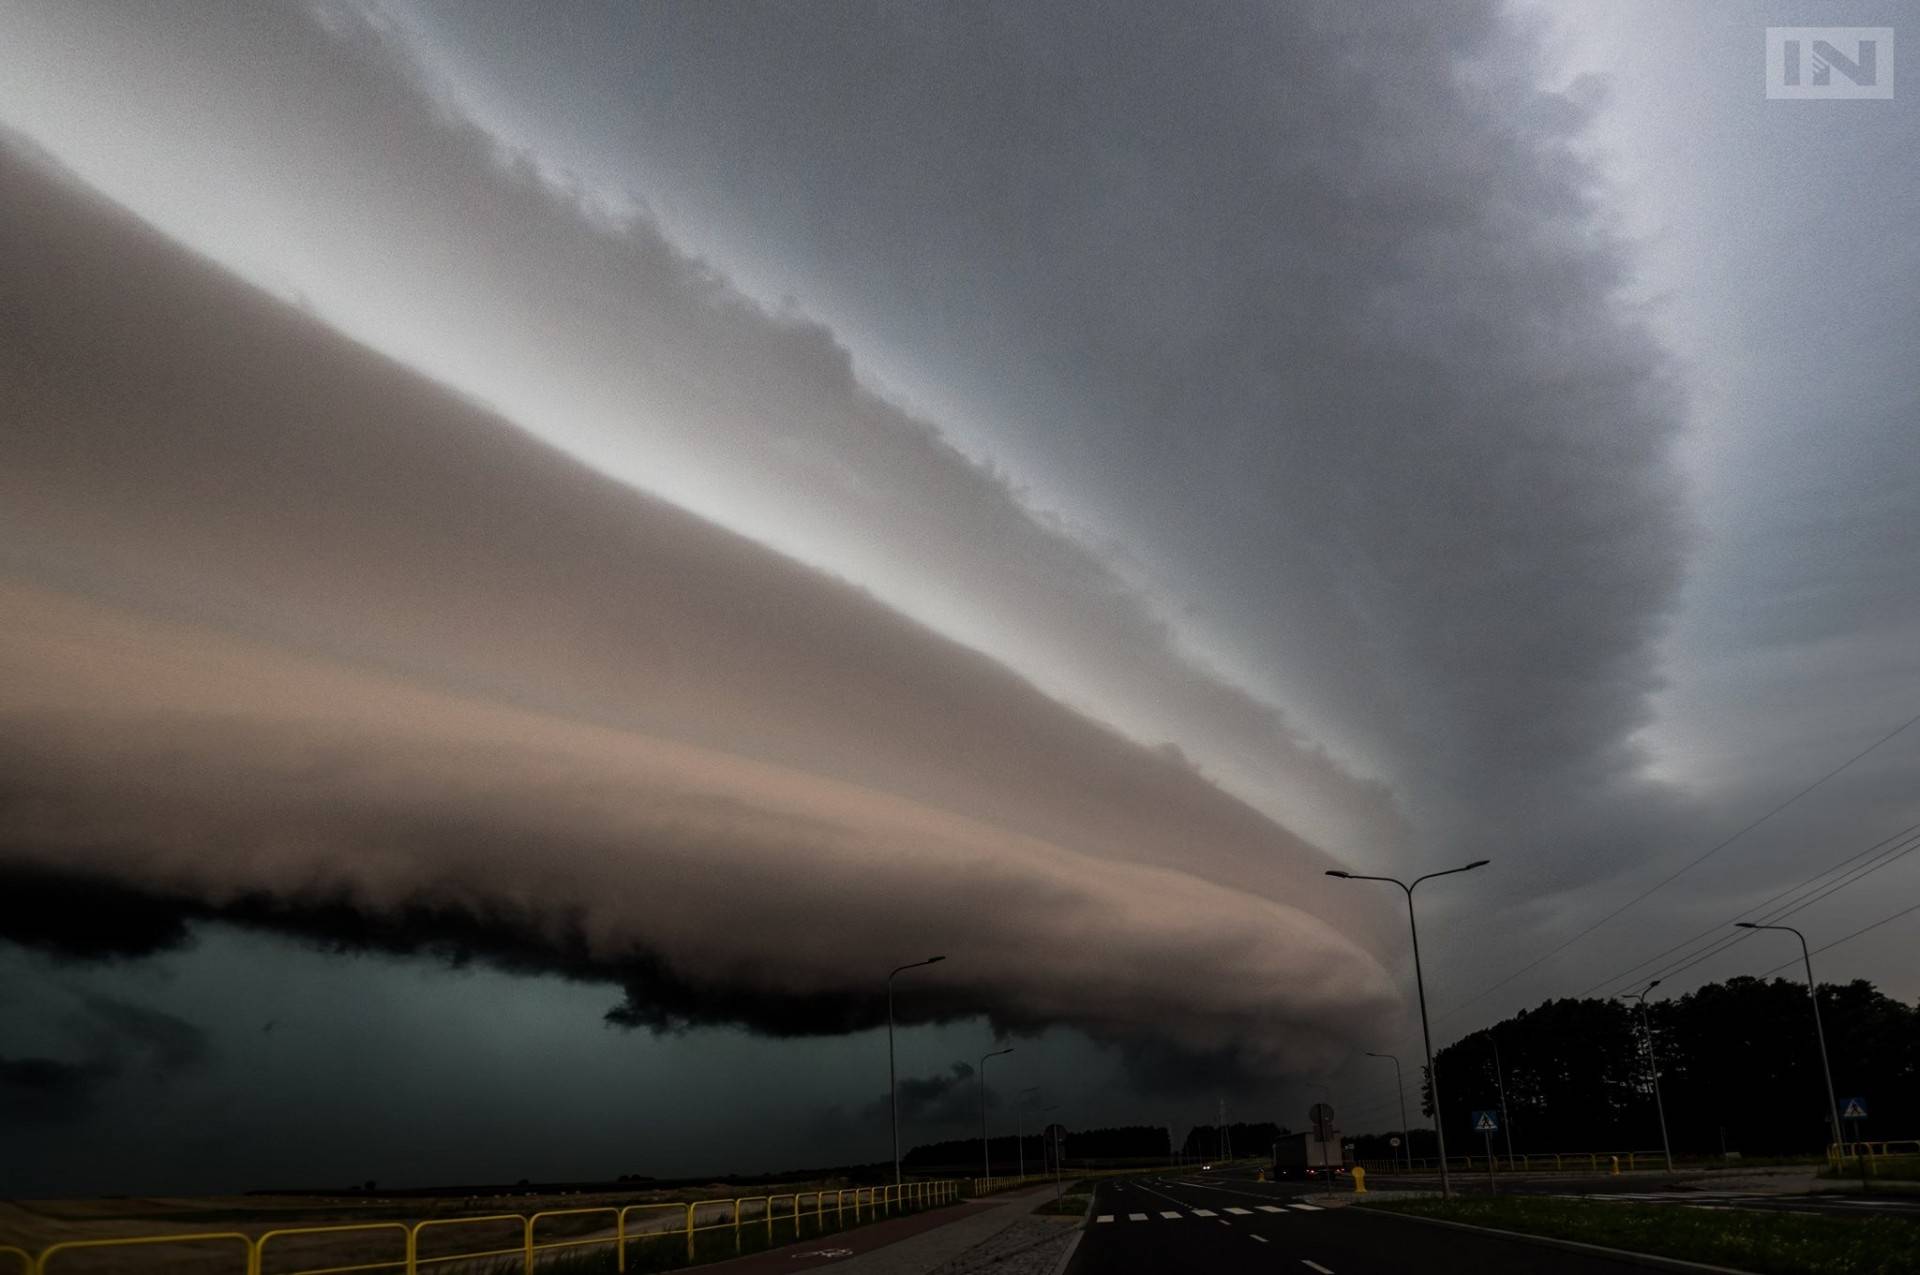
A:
[1031,1189,1091,1217]
[1364,1194,1920,1275]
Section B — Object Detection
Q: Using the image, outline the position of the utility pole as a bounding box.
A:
[1624,982,1674,1173]
[1327,859,1490,1198]
[1041,1105,1062,1203]
[886,957,946,1189]
[1490,1032,1515,1167]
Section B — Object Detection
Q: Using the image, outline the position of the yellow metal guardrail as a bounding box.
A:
[15,1180,962,1275]
[1831,1139,1920,1168]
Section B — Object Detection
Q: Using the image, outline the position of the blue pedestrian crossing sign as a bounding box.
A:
[1471,1109,1499,1133]
[1842,1097,1868,1121]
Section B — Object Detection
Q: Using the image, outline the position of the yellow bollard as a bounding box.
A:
[1352,1167,1367,1194]
[1610,1155,1620,1176]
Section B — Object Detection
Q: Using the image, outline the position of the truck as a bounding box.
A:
[1272,1129,1347,1180]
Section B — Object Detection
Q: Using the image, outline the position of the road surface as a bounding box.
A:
[1067,1172,1680,1274]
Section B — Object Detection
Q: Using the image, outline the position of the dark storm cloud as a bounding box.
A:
[0,994,207,1126]
[858,1062,976,1127]
[0,136,1398,1075]
[0,1058,110,1126]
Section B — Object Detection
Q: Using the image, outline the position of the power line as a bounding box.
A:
[1434,706,1920,1024]
[1575,821,1920,999]
[1631,830,1920,993]
[1756,897,1920,979]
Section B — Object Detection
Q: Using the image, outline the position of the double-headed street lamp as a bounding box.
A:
[1736,922,1844,1156]
[887,956,946,1187]
[1622,980,1674,1173]
[1364,1051,1411,1173]
[980,1046,1014,1182]
[1328,859,1488,1198]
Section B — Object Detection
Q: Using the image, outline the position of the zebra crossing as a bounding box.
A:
[1096,1203,1325,1223]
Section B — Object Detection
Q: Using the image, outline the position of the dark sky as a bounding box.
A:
[1,0,1916,1194]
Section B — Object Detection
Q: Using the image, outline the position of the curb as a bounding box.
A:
[1046,1193,1093,1275]
[1357,1206,1762,1275]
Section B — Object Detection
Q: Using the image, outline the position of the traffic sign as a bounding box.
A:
[1842,1097,1868,1120]
[1471,1109,1499,1133]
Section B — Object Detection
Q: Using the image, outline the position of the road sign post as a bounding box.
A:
[1472,1111,1499,1194]
[1843,1098,1869,1191]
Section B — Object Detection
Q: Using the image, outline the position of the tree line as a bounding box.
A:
[1419,976,1918,1155]
[903,1124,1172,1170]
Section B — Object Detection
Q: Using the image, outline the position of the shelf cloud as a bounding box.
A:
[0,136,1397,1078]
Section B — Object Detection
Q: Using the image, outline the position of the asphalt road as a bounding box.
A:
[1067,1172,1679,1274]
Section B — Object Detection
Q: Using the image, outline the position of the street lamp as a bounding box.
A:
[980,1047,1014,1183]
[1622,980,1674,1173]
[1016,1086,1041,1180]
[1736,922,1844,1157]
[887,956,946,1188]
[1327,858,1488,1198]
[1364,1052,1411,1173]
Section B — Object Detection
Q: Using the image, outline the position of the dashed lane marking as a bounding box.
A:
[1096,1215,1114,1224]
[1256,1205,1286,1213]
[1223,1207,1253,1215]
[1128,1212,1147,1222]
[1288,1203,1324,1212]
[1159,1211,1182,1220]
[1190,1208,1218,1217]
[1251,1234,1270,1244]
[1302,1262,1334,1274]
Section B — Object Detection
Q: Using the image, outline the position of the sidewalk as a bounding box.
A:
[704,1186,1075,1275]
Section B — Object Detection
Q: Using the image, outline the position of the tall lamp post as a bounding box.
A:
[1623,981,1674,1173]
[887,956,946,1188]
[980,1047,1014,1183]
[1736,922,1844,1157]
[1365,1052,1411,1173]
[1328,859,1489,1198]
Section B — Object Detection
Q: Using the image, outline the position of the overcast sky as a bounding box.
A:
[1,0,1916,1194]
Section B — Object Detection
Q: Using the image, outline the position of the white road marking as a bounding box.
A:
[1096,1215,1114,1224]
[1159,1211,1182,1219]
[1251,1234,1270,1244]
[1128,1212,1147,1221]
[1302,1262,1334,1274]
[1223,1206,1253,1215]
[1256,1205,1286,1213]
[1289,1203,1324,1212]
[1191,1208,1218,1216]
